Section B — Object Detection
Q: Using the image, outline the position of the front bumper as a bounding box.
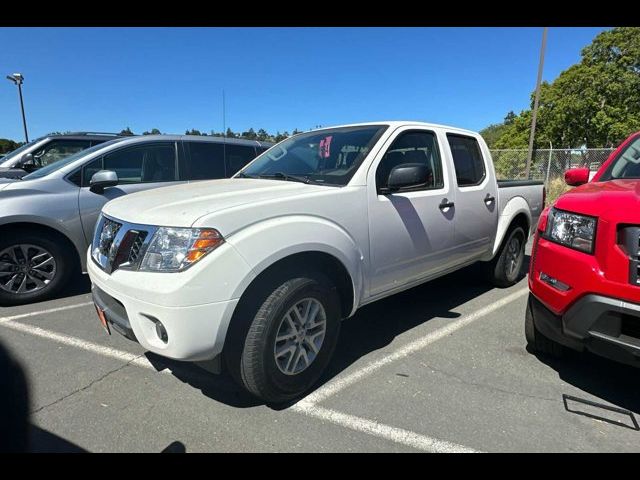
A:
[87,249,244,362]
[530,293,640,366]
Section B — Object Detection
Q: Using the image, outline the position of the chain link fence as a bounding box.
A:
[490,148,614,185]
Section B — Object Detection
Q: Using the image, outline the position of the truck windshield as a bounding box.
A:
[238,125,388,186]
[599,135,640,181]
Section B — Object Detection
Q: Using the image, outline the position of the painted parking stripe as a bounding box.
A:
[292,401,480,453]
[0,301,93,324]
[0,319,161,372]
[302,287,529,405]
[0,317,480,452]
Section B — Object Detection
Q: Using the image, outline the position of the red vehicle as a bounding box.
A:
[526,131,640,365]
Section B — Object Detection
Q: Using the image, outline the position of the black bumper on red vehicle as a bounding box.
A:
[529,293,640,366]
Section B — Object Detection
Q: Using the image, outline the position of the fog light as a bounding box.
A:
[540,272,571,292]
[155,321,168,343]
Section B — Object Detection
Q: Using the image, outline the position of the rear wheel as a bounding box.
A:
[0,232,74,306]
[227,272,341,403]
[525,295,563,358]
[487,225,526,287]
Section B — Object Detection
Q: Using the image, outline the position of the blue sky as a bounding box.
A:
[0,27,609,141]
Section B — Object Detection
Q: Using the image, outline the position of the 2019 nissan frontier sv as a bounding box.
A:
[87,122,544,402]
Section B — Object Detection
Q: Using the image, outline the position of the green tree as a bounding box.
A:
[0,138,21,154]
[143,128,161,135]
[225,128,236,138]
[119,127,135,136]
[488,27,640,149]
[241,128,257,140]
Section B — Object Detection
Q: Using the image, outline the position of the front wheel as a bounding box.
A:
[487,226,526,287]
[228,273,341,403]
[0,232,74,306]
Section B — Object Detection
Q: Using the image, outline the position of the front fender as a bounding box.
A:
[227,215,365,315]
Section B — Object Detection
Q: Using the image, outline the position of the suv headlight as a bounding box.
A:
[543,208,597,254]
[140,227,224,272]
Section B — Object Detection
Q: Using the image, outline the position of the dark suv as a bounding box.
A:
[0,132,121,179]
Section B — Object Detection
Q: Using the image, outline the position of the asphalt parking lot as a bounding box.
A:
[1,242,639,452]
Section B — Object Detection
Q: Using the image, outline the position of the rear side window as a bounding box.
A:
[447,134,486,187]
[182,142,226,180]
[225,144,258,175]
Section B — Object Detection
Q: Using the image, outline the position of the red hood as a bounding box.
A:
[555,179,640,219]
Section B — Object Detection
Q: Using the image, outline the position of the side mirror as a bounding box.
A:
[21,153,36,171]
[90,170,119,193]
[564,167,590,187]
[385,163,429,192]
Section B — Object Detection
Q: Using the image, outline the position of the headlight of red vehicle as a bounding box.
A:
[543,207,597,254]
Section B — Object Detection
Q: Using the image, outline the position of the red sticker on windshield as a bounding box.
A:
[319,136,333,158]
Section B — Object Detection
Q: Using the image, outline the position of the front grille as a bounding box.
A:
[92,215,155,274]
[128,231,148,264]
[99,218,122,258]
[619,226,640,286]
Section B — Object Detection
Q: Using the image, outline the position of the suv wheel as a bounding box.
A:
[0,232,74,306]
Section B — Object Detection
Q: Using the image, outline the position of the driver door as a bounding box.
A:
[367,128,456,298]
[78,142,181,243]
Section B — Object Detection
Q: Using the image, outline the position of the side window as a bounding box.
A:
[225,144,258,175]
[183,142,225,180]
[98,143,176,185]
[376,130,443,191]
[33,140,91,167]
[447,134,486,187]
[82,157,103,186]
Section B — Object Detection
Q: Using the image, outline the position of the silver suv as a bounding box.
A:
[0,134,272,305]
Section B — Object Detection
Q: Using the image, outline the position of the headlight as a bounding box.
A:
[139,227,224,272]
[544,208,597,254]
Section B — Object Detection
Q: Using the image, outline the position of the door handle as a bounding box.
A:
[484,194,496,204]
[439,199,455,210]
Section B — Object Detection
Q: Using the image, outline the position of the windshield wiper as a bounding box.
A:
[235,171,257,179]
[258,172,315,184]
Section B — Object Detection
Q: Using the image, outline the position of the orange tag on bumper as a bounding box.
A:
[95,304,111,335]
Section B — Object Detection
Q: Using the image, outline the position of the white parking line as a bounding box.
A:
[0,319,161,372]
[292,402,480,452]
[302,287,529,405]
[0,301,93,324]
[0,309,482,452]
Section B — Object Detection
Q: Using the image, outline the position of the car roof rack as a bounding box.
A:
[61,132,123,136]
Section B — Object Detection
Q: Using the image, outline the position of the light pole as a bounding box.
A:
[525,28,548,179]
[6,73,29,143]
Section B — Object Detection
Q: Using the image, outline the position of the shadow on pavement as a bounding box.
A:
[29,425,87,452]
[153,258,530,409]
[529,346,640,415]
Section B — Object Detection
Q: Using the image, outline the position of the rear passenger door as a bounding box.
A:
[446,133,498,264]
[77,142,181,243]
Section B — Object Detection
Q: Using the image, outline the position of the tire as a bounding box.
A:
[487,225,526,287]
[525,295,563,358]
[0,231,75,306]
[227,272,341,403]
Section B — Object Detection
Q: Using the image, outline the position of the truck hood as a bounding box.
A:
[103,178,331,227]
[555,179,640,217]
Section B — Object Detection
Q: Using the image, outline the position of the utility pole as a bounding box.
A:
[525,27,548,179]
[6,73,29,142]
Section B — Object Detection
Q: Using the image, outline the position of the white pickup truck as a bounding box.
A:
[87,121,544,402]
